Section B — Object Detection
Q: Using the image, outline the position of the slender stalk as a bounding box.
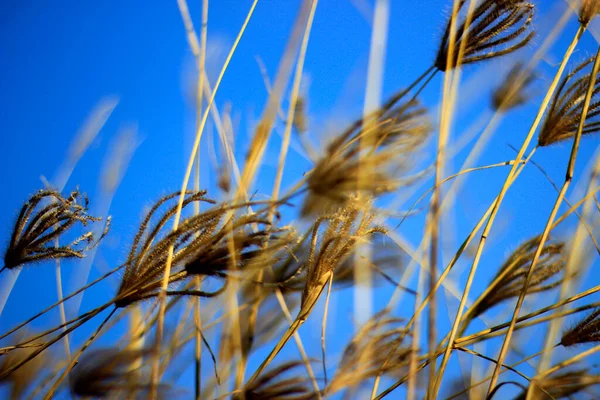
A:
[541,342,600,378]
[0,302,113,381]
[435,24,586,399]
[447,351,545,399]
[371,151,535,398]
[149,2,258,397]
[494,43,600,398]
[322,273,333,387]
[175,0,209,396]
[273,290,321,397]
[534,57,600,378]
[406,257,426,400]
[458,299,600,347]
[427,0,477,392]
[44,307,118,399]
[356,0,390,333]
[246,271,330,386]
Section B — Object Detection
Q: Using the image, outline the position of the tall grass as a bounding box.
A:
[2,0,600,399]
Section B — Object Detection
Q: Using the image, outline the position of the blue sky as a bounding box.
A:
[2,0,600,398]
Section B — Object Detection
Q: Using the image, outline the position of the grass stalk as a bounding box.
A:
[491,42,600,397]
[435,23,586,399]
[149,1,258,397]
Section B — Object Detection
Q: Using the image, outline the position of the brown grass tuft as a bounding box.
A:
[326,312,411,395]
[435,0,535,72]
[2,188,109,272]
[538,56,600,147]
[561,307,600,347]
[302,99,430,217]
[237,361,316,400]
[491,62,536,111]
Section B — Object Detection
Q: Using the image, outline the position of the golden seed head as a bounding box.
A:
[580,0,600,26]
[539,56,600,147]
[435,0,535,71]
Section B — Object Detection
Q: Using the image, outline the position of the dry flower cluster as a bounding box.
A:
[3,0,600,399]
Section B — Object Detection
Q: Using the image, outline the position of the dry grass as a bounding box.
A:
[3,1,600,399]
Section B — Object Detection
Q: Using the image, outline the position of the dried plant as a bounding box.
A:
[326,313,411,395]
[300,198,386,315]
[0,333,49,400]
[70,347,170,398]
[239,292,298,357]
[7,2,600,399]
[247,198,387,383]
[539,56,600,146]
[515,369,600,400]
[114,190,219,307]
[236,361,315,400]
[560,307,600,347]
[465,236,566,325]
[302,99,430,217]
[263,226,407,294]
[435,0,535,71]
[2,188,109,272]
[491,62,536,111]
[580,0,600,27]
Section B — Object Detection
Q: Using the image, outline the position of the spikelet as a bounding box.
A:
[560,308,600,347]
[114,190,219,307]
[69,347,171,398]
[580,0,600,27]
[435,0,535,71]
[262,223,405,295]
[3,188,109,272]
[467,236,565,322]
[491,62,536,111]
[326,312,411,395]
[0,333,49,399]
[115,190,295,307]
[302,99,430,217]
[515,369,600,400]
[300,197,386,313]
[539,56,600,147]
[236,361,315,400]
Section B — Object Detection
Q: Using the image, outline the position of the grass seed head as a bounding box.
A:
[70,347,170,398]
[516,369,600,400]
[327,312,411,395]
[539,56,600,147]
[561,307,600,347]
[435,0,535,71]
[114,190,219,307]
[301,198,386,310]
[492,62,536,111]
[236,361,315,400]
[302,99,430,217]
[0,333,48,399]
[469,236,565,321]
[580,0,600,27]
[3,188,109,272]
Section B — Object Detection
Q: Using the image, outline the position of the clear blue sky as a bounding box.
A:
[2,1,600,398]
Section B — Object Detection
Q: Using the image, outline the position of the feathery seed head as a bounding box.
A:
[469,236,566,320]
[237,361,315,400]
[435,0,535,71]
[561,308,600,347]
[516,369,600,400]
[70,347,170,398]
[302,99,430,217]
[580,0,600,27]
[3,188,109,272]
[327,312,411,395]
[492,62,536,111]
[539,56,600,147]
